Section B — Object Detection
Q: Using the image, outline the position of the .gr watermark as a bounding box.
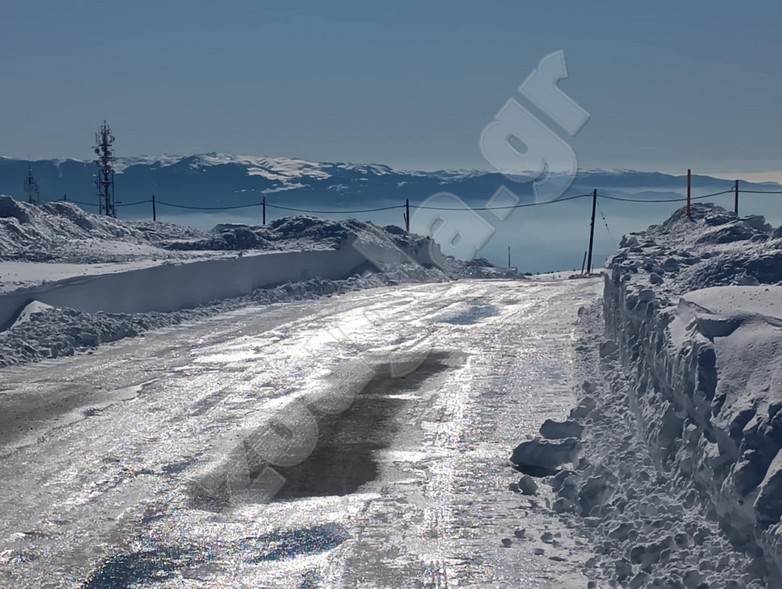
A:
[188,51,589,507]
[413,50,590,264]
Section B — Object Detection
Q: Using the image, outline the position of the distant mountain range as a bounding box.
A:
[2,153,779,214]
[2,153,780,273]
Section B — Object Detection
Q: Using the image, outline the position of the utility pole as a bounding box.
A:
[152,194,157,221]
[686,168,692,218]
[586,189,597,274]
[507,245,511,268]
[403,199,410,232]
[94,121,116,217]
[734,180,739,216]
[262,196,267,225]
[23,164,40,204]
[580,251,587,276]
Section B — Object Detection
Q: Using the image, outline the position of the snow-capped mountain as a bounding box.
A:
[3,153,779,212]
[0,154,462,208]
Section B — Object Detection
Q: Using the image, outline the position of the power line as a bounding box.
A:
[599,189,734,203]
[414,192,594,211]
[66,199,100,207]
[115,199,152,207]
[596,199,617,246]
[266,203,402,214]
[40,186,780,216]
[156,201,259,211]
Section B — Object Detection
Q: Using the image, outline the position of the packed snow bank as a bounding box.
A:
[0,196,514,291]
[0,197,519,366]
[0,196,205,263]
[554,309,763,589]
[603,204,782,582]
[0,196,499,268]
[0,246,369,329]
[0,271,440,368]
[0,227,514,330]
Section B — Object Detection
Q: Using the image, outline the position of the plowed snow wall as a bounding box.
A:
[0,245,370,328]
[603,265,782,581]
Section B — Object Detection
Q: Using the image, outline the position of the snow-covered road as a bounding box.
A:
[0,278,600,588]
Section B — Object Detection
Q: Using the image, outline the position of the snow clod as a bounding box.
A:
[510,438,580,469]
[517,475,538,496]
[539,418,584,440]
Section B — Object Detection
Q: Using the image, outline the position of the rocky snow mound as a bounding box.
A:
[0,196,514,280]
[603,204,782,585]
[0,196,204,262]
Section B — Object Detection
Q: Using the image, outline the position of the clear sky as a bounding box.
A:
[1,1,780,175]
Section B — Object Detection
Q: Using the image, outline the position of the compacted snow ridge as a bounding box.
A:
[0,273,419,368]
[0,195,444,264]
[560,203,782,588]
[0,197,517,368]
[554,303,763,589]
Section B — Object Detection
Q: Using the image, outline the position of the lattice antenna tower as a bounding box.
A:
[23,163,40,204]
[94,120,116,217]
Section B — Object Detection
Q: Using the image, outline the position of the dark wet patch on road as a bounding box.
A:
[437,304,498,325]
[81,523,349,588]
[273,351,452,500]
[185,350,456,509]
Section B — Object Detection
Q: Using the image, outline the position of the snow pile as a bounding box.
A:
[161,215,513,280]
[164,216,417,253]
[0,197,515,282]
[10,300,54,327]
[0,269,444,368]
[600,204,782,585]
[0,198,518,367]
[0,196,204,263]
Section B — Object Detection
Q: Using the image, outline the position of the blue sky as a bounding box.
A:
[1,1,780,175]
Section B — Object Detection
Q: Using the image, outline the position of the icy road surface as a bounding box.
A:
[0,278,600,588]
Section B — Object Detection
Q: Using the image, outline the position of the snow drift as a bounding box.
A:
[603,204,782,581]
[0,197,517,367]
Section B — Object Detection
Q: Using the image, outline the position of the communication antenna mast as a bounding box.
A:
[94,120,116,217]
[23,164,40,204]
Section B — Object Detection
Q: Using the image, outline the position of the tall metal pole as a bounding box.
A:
[507,246,511,268]
[94,121,117,217]
[24,164,40,204]
[586,189,597,274]
[734,180,739,216]
[262,196,266,225]
[152,194,157,222]
[686,168,692,218]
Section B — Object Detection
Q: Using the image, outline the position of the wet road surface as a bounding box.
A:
[0,278,600,588]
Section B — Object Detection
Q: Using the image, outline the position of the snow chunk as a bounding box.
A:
[517,475,539,495]
[510,437,580,469]
[11,300,54,327]
[539,419,584,440]
[755,450,782,528]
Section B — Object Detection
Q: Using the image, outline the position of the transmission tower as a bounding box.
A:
[23,164,40,204]
[94,120,116,217]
